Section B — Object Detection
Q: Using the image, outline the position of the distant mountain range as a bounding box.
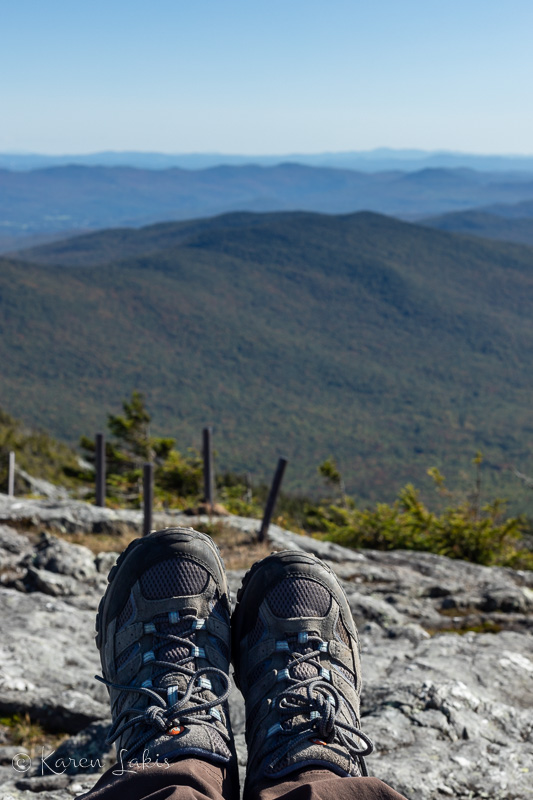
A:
[3,163,533,250]
[2,211,533,511]
[3,148,533,172]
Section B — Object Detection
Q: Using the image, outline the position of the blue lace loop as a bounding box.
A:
[96,615,231,760]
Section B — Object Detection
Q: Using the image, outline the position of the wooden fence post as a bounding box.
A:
[95,432,106,507]
[203,427,214,509]
[258,457,288,542]
[143,463,154,536]
[7,451,15,497]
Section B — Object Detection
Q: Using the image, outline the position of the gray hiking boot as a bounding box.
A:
[232,550,373,791]
[95,527,237,772]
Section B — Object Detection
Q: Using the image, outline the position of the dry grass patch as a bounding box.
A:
[56,520,271,571]
[426,620,503,636]
[192,520,272,570]
[60,528,139,555]
[0,713,68,758]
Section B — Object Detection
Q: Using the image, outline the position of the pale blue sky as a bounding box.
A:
[1,0,532,155]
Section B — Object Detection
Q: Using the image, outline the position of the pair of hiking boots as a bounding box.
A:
[96,527,373,793]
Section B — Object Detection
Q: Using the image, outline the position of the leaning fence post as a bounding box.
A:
[143,463,154,536]
[95,432,106,507]
[7,451,15,497]
[203,427,214,509]
[258,457,288,542]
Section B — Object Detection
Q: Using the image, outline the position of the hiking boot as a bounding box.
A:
[232,550,373,790]
[95,527,237,771]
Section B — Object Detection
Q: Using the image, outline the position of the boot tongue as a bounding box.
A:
[278,633,324,731]
[265,574,331,724]
[269,642,352,779]
[291,643,320,682]
[151,614,198,695]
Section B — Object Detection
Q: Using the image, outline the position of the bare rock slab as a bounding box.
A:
[0,503,531,799]
[0,588,108,733]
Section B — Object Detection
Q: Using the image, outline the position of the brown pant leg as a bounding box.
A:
[77,758,239,800]
[251,769,409,800]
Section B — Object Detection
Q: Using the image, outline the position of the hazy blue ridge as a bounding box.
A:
[3,163,533,250]
[3,148,533,172]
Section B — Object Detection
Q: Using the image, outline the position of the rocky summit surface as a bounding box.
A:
[0,495,532,799]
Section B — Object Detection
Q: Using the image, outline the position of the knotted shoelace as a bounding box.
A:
[265,634,374,775]
[96,614,231,760]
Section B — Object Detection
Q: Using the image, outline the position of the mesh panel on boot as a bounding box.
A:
[116,642,139,669]
[152,615,192,667]
[292,661,319,680]
[247,659,270,688]
[266,577,331,618]
[117,594,134,631]
[248,616,266,647]
[210,595,230,625]
[208,730,233,760]
[333,663,356,688]
[208,593,230,659]
[140,558,209,599]
[210,635,229,660]
[335,616,351,647]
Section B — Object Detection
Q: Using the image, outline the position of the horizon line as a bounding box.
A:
[3,147,533,159]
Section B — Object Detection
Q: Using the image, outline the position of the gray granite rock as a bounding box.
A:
[0,526,32,559]
[16,469,71,502]
[0,500,531,799]
[0,495,142,535]
[0,526,33,589]
[13,775,70,792]
[32,533,97,581]
[0,746,27,766]
[40,722,113,777]
[361,631,533,799]
[23,566,84,597]
[0,494,194,535]
[0,587,109,733]
[94,552,119,576]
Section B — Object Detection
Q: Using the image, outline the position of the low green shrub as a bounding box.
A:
[0,408,82,492]
[307,459,532,569]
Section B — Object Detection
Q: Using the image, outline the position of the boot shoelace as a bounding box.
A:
[264,633,373,774]
[96,613,231,760]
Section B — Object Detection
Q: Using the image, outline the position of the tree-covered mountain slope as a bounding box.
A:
[423,209,533,246]
[2,211,533,509]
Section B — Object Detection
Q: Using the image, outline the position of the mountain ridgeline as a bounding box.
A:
[3,163,533,246]
[2,210,533,509]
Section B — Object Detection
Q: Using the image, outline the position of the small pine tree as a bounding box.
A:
[319,457,347,507]
[81,391,201,506]
[106,390,174,473]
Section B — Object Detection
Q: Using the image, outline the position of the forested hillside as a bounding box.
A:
[2,210,533,509]
[423,210,533,246]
